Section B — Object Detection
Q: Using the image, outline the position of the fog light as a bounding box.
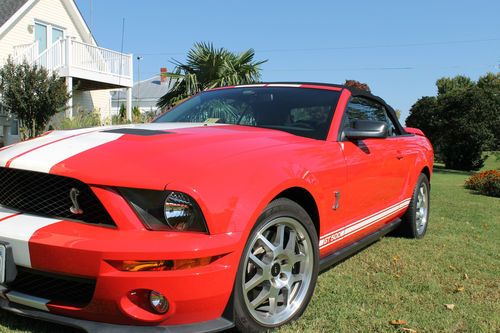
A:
[149,290,169,314]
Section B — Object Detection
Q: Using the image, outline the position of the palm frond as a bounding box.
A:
[157,42,267,108]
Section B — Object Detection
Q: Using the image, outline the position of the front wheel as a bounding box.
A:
[233,198,319,332]
[399,173,430,238]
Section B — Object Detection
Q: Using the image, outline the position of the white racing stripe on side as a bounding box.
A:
[0,214,60,267]
[319,199,411,250]
[6,291,49,311]
[342,200,410,235]
[8,132,124,173]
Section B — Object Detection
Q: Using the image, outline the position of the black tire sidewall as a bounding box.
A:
[405,173,430,238]
[233,198,319,333]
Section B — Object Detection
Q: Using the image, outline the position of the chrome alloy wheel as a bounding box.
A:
[242,217,314,326]
[415,181,429,234]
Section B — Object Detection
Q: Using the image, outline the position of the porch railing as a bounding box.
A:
[12,38,132,81]
[12,41,39,64]
[71,40,131,78]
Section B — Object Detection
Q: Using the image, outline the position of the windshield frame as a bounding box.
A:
[154,86,342,140]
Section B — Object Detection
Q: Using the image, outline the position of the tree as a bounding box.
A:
[344,79,371,92]
[406,73,499,171]
[0,58,70,139]
[157,42,266,108]
[406,96,439,145]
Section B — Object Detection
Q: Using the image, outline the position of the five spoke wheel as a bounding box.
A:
[415,181,429,234]
[242,217,314,326]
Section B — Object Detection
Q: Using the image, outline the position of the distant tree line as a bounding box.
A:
[406,73,499,171]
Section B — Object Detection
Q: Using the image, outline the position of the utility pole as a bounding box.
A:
[136,56,143,111]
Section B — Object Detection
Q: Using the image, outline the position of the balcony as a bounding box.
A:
[13,38,133,89]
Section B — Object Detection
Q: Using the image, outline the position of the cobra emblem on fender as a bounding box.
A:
[69,188,84,214]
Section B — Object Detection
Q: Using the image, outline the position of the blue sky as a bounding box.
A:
[75,0,499,122]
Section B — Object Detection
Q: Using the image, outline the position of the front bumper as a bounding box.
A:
[0,211,243,327]
[0,296,234,333]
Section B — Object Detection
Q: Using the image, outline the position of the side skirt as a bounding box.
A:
[319,218,401,272]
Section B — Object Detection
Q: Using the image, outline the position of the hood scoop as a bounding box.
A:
[102,128,173,136]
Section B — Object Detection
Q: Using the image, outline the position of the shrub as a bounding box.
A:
[111,114,130,125]
[464,170,500,197]
[49,108,101,130]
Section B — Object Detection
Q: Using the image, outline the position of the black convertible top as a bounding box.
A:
[256,82,407,134]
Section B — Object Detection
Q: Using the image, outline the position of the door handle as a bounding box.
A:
[396,150,404,160]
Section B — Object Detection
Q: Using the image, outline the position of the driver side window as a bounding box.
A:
[343,97,399,136]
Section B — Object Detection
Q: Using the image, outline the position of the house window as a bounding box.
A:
[10,120,19,136]
[52,27,64,42]
[34,21,65,53]
[35,22,47,53]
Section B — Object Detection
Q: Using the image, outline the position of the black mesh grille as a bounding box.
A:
[8,267,96,307]
[0,167,114,226]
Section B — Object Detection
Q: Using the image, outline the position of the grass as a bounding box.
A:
[482,151,500,171]
[279,170,499,333]
[0,158,499,333]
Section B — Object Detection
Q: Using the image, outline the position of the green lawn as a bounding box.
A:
[0,160,499,332]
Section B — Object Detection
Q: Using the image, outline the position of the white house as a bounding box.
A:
[111,69,176,116]
[0,0,133,145]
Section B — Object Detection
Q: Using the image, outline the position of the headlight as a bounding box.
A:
[119,188,208,233]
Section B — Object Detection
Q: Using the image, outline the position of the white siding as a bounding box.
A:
[0,0,115,123]
[72,90,112,123]
[0,0,93,64]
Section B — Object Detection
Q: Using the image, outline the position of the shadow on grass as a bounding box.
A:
[0,310,82,333]
[432,165,472,176]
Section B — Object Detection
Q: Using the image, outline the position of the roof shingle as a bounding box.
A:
[0,0,28,29]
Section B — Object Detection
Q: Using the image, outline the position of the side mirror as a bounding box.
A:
[344,120,388,140]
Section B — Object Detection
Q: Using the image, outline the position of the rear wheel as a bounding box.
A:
[233,198,319,332]
[399,173,430,238]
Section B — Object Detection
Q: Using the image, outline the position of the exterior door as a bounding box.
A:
[52,27,64,43]
[340,97,411,239]
[35,22,47,53]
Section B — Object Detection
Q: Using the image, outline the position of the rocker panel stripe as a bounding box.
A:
[319,198,411,250]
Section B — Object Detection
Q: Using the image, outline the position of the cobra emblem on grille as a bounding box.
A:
[69,188,84,215]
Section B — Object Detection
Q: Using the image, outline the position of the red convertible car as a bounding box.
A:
[0,83,433,332]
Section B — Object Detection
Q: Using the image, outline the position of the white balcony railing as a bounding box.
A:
[13,41,39,64]
[12,38,132,86]
[71,40,131,78]
[33,38,65,71]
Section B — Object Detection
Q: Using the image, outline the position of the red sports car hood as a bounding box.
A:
[0,123,297,189]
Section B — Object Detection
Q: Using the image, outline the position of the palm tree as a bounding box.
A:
[157,42,267,108]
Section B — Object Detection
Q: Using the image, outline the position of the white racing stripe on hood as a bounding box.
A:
[0,214,60,267]
[0,206,18,221]
[1,123,225,173]
[0,127,106,168]
[8,132,124,173]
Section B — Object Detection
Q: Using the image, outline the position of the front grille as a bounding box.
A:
[8,267,96,307]
[0,167,114,226]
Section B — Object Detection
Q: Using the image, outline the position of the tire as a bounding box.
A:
[233,198,319,333]
[399,173,430,238]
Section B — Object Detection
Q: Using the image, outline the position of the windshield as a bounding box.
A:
[154,87,341,140]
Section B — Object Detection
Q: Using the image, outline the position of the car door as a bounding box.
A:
[339,97,410,240]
